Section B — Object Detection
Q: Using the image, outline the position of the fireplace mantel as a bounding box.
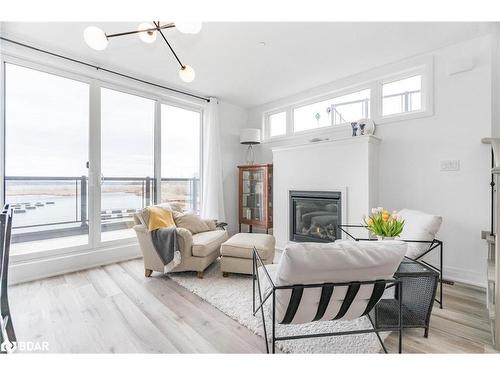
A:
[272,134,380,250]
[271,135,381,153]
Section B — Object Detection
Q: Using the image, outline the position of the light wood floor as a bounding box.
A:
[9,258,499,353]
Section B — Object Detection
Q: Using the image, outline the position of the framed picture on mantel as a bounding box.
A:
[238,164,273,233]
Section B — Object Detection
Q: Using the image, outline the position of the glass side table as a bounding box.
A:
[370,257,439,338]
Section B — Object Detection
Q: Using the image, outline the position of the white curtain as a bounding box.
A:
[201,98,226,221]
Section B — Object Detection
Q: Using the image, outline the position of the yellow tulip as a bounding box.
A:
[367,218,373,226]
[382,212,390,221]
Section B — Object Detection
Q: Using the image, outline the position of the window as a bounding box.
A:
[161,104,201,212]
[100,88,155,242]
[382,75,422,116]
[293,89,370,133]
[2,60,206,259]
[268,111,286,137]
[4,63,90,253]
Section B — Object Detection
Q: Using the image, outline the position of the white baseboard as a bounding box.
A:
[443,265,486,288]
[9,243,142,285]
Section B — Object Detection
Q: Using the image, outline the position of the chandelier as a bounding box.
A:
[83,21,201,83]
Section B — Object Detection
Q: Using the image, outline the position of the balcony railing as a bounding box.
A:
[4,175,199,243]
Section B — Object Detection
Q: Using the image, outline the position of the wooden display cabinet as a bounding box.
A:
[238,164,273,233]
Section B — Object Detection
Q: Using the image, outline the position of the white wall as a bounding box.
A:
[218,100,248,235]
[246,35,492,287]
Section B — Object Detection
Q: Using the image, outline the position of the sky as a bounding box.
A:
[5,63,200,179]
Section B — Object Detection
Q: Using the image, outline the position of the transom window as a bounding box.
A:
[268,111,287,137]
[382,75,422,116]
[262,63,431,141]
[293,89,370,133]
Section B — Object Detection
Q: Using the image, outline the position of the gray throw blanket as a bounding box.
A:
[150,227,178,266]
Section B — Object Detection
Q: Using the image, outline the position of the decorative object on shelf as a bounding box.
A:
[359,122,366,135]
[357,118,376,135]
[363,207,405,240]
[83,21,201,83]
[238,164,273,233]
[351,122,358,136]
[240,128,261,165]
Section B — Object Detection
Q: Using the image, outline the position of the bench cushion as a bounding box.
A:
[273,240,407,324]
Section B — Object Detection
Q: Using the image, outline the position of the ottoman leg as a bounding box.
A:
[197,271,204,279]
[223,272,229,277]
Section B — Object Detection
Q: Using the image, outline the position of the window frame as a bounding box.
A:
[0,51,205,263]
[261,58,433,142]
[159,101,204,212]
[375,64,433,124]
[291,86,372,134]
[265,109,288,139]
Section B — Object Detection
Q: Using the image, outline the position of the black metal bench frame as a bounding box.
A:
[338,224,444,309]
[252,247,403,354]
[1,204,16,354]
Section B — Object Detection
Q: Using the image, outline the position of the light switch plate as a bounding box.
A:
[440,160,460,171]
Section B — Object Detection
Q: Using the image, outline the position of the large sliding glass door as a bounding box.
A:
[2,60,203,257]
[3,63,90,254]
[100,88,155,242]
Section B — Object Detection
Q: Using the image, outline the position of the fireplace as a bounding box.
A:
[289,191,341,243]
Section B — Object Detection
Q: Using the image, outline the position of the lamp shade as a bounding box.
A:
[240,128,261,145]
[83,26,108,50]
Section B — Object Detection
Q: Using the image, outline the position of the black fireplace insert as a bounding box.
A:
[289,190,341,243]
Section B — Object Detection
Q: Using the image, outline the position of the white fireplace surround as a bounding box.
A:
[272,135,381,250]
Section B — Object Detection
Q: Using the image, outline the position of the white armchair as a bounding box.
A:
[133,204,228,278]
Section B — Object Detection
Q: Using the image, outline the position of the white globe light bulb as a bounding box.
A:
[179,65,195,82]
[138,23,157,44]
[175,22,202,34]
[83,26,108,51]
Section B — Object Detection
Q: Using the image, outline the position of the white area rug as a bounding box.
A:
[169,259,387,353]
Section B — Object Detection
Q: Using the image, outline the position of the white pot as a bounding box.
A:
[377,236,395,241]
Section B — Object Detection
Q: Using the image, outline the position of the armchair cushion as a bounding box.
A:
[192,230,228,257]
[398,209,442,258]
[173,212,211,234]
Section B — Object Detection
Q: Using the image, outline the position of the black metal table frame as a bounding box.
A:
[252,248,403,354]
[338,224,444,309]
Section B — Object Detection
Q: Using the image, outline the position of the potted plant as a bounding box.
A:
[363,207,405,240]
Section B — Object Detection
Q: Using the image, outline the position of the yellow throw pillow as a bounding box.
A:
[147,206,176,231]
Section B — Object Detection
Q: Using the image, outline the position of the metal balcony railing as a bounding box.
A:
[383,90,421,113]
[4,175,199,243]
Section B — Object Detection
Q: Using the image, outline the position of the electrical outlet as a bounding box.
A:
[440,160,460,171]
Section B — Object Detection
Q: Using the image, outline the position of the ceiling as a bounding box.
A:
[0,22,492,108]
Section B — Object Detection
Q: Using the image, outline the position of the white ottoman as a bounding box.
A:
[220,233,276,276]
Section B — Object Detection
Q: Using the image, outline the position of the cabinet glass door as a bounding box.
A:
[241,169,264,222]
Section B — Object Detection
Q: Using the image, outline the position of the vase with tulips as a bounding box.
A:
[363,207,405,240]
